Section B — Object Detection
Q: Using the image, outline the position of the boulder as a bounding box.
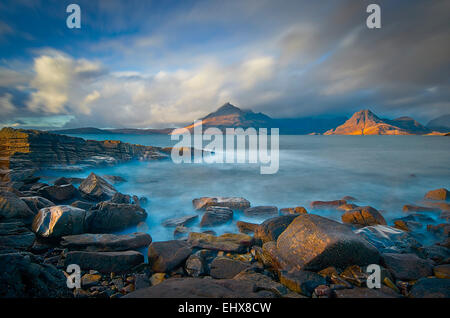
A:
[337,203,358,211]
[244,206,278,218]
[236,221,259,234]
[60,232,152,252]
[403,204,439,213]
[32,205,87,239]
[233,270,288,297]
[185,253,207,277]
[0,221,35,250]
[381,253,433,281]
[209,256,251,279]
[200,206,233,227]
[148,240,192,273]
[341,206,387,226]
[310,199,346,209]
[188,232,253,253]
[21,196,54,214]
[254,215,298,244]
[70,200,94,210]
[162,215,198,227]
[424,188,449,201]
[110,192,131,204]
[433,264,450,279]
[54,177,84,186]
[102,175,126,183]
[78,172,117,201]
[64,250,144,273]
[279,207,307,215]
[38,184,77,203]
[409,278,450,298]
[277,214,380,271]
[0,191,35,223]
[173,225,189,239]
[193,197,250,211]
[393,218,422,232]
[86,201,147,233]
[279,270,327,297]
[257,241,291,271]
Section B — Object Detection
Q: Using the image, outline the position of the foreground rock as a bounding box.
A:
[200,206,233,227]
[188,232,253,253]
[341,206,387,226]
[254,215,298,244]
[148,240,192,273]
[381,253,433,281]
[310,200,346,209]
[21,196,54,214]
[86,201,147,233]
[0,191,34,223]
[209,256,251,279]
[244,206,278,218]
[61,232,152,252]
[162,215,198,227]
[277,214,380,271]
[279,270,327,297]
[123,277,275,298]
[193,197,250,210]
[38,184,78,203]
[279,207,307,215]
[403,204,439,213]
[236,221,259,234]
[424,188,449,201]
[409,278,450,298]
[0,221,35,250]
[78,173,117,201]
[64,251,144,273]
[32,205,88,239]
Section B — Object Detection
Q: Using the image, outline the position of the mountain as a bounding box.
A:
[324,110,431,135]
[426,114,450,132]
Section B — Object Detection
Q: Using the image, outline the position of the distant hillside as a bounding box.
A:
[324,110,432,135]
[51,127,175,135]
[427,114,450,132]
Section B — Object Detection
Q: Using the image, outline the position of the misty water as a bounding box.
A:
[40,134,450,243]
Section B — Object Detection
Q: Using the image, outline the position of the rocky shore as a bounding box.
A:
[0,128,449,298]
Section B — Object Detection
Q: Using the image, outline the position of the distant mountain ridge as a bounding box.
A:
[426,114,450,132]
[51,127,175,135]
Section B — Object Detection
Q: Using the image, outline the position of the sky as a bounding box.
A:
[0,0,449,129]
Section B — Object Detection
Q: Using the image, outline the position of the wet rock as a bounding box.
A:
[173,225,189,239]
[86,201,147,233]
[279,207,307,215]
[54,177,84,186]
[124,277,274,298]
[210,256,251,279]
[256,241,290,271]
[313,285,334,298]
[193,197,250,210]
[70,200,94,210]
[440,210,450,221]
[277,214,380,271]
[236,221,259,234]
[279,270,327,297]
[103,175,126,184]
[38,184,78,203]
[0,190,34,223]
[78,173,117,201]
[134,273,150,290]
[244,206,278,217]
[341,206,387,226]
[337,203,358,211]
[408,278,450,298]
[420,245,450,264]
[21,196,54,214]
[310,199,346,209]
[64,250,144,273]
[254,215,298,244]
[32,205,87,239]
[188,232,253,253]
[110,192,131,204]
[60,232,152,252]
[233,270,288,297]
[433,264,450,279]
[81,273,102,288]
[424,188,449,201]
[393,219,422,232]
[335,286,401,298]
[427,223,450,239]
[0,252,70,298]
[403,204,439,213]
[162,215,198,227]
[148,240,192,273]
[200,206,233,227]
[0,221,35,250]
[340,265,368,287]
[185,253,207,277]
[150,273,166,286]
[381,253,433,281]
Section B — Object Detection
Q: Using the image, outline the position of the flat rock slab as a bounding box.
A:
[123,277,275,298]
[381,253,433,281]
[188,232,253,253]
[64,250,144,273]
[21,196,54,214]
[200,206,233,227]
[0,191,34,222]
[148,240,192,273]
[60,232,152,252]
[162,215,198,227]
[243,206,278,217]
[193,197,250,211]
[0,221,35,249]
[310,200,346,209]
[209,256,251,279]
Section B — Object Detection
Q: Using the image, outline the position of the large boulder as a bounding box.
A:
[60,232,152,252]
[188,232,253,253]
[193,197,250,211]
[424,188,449,201]
[209,256,251,279]
[64,250,144,273]
[243,206,278,218]
[38,184,78,203]
[381,253,433,281]
[0,222,35,250]
[162,215,198,227]
[200,206,233,227]
[21,196,54,214]
[0,191,34,223]
[254,215,298,244]
[408,278,450,298]
[78,172,117,201]
[0,252,71,298]
[276,214,380,271]
[148,240,192,273]
[310,200,346,209]
[86,201,147,233]
[341,206,387,226]
[32,205,87,239]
